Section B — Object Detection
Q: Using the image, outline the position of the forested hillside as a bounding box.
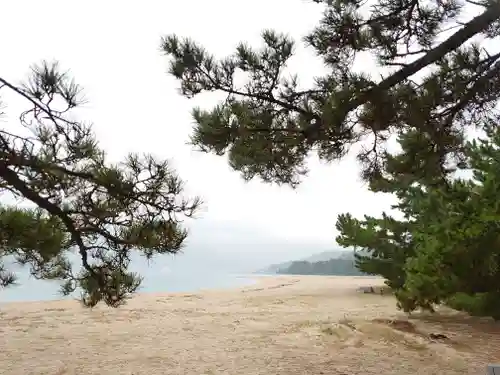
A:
[257,250,353,274]
[277,258,365,276]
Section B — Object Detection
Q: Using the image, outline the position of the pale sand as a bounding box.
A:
[1,276,499,374]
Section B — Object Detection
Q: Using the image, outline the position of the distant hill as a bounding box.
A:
[255,261,295,275]
[255,249,359,274]
[276,257,366,276]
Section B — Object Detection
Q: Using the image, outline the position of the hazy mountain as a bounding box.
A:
[306,250,346,262]
[277,257,365,276]
[255,248,356,274]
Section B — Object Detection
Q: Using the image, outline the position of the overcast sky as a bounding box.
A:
[0,0,398,274]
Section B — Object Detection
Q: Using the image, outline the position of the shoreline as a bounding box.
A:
[0,272,261,306]
[0,273,380,306]
[0,274,380,308]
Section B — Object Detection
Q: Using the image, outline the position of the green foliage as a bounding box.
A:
[162,0,500,318]
[336,212,413,289]
[445,293,500,319]
[337,124,500,318]
[400,125,500,317]
[162,0,500,186]
[0,62,201,307]
[277,257,365,276]
[0,206,68,287]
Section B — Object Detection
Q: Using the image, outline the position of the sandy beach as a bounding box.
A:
[0,275,499,375]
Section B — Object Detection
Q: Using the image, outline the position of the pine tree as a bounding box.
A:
[336,125,500,318]
[161,0,500,187]
[161,0,500,317]
[0,62,201,307]
[401,124,500,318]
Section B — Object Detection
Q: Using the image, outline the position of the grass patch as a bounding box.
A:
[320,317,428,351]
[360,320,429,351]
[320,322,357,342]
[371,318,417,334]
[44,307,66,313]
[319,316,358,342]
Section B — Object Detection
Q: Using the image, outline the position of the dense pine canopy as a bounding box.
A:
[162,0,500,187]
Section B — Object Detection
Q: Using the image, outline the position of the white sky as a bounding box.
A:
[0,0,397,269]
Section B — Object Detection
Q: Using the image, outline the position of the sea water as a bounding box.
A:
[0,269,258,304]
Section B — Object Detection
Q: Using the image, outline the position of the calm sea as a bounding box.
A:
[0,270,258,304]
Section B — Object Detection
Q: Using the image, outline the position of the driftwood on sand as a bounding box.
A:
[357,285,392,295]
